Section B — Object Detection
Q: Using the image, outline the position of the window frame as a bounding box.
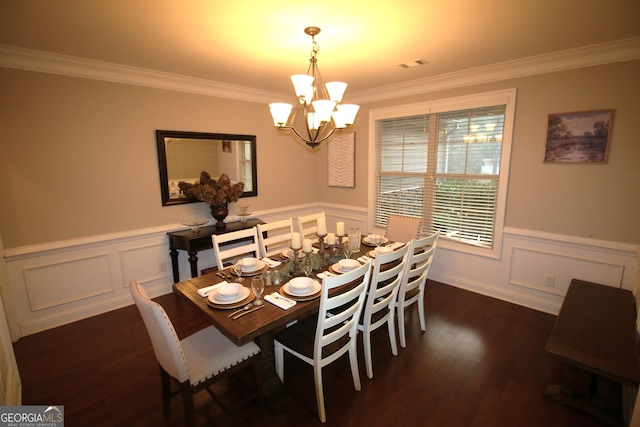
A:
[367,89,517,259]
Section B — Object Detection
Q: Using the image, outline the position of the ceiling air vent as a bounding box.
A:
[398,59,428,69]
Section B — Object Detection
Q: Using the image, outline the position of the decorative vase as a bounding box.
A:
[210,203,229,229]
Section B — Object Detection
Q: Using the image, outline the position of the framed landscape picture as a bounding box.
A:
[544,109,613,164]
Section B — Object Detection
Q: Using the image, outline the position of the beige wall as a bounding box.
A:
[0,68,323,248]
[323,60,640,244]
[1,59,639,249]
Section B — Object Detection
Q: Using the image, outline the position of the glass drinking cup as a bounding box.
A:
[251,276,265,305]
[348,228,362,254]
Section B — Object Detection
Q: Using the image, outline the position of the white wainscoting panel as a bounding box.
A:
[3,206,637,337]
[24,254,113,311]
[509,247,625,296]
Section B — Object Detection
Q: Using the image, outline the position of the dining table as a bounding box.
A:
[172,235,396,406]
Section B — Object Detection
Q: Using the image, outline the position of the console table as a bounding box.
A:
[545,279,640,425]
[167,218,263,282]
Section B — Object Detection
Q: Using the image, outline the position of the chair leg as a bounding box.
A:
[180,381,196,427]
[363,330,374,379]
[274,341,284,382]
[388,314,398,356]
[397,305,407,348]
[349,340,362,392]
[313,364,327,423]
[160,366,171,417]
[418,291,427,332]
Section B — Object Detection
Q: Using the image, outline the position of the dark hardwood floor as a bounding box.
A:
[13,281,608,426]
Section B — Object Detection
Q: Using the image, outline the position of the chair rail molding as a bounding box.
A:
[3,206,638,337]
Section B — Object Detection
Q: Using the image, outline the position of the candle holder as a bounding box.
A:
[316,233,328,267]
[292,248,302,276]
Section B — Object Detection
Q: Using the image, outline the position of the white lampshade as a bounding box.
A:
[269,103,293,126]
[336,104,359,126]
[311,100,336,123]
[325,82,347,103]
[291,74,314,99]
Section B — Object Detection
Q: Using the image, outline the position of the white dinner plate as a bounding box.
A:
[208,287,250,305]
[242,260,266,273]
[329,263,361,274]
[282,280,321,297]
[363,236,389,245]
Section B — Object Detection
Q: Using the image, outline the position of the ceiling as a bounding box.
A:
[1,0,639,101]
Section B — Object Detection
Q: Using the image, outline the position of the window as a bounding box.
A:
[370,89,516,256]
[239,140,253,192]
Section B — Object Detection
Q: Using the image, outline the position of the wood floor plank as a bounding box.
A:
[13,281,609,426]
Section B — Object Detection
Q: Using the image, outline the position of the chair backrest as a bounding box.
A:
[385,214,421,243]
[399,230,439,300]
[211,227,261,268]
[316,261,371,361]
[362,245,410,327]
[130,281,189,383]
[257,219,295,258]
[295,211,326,244]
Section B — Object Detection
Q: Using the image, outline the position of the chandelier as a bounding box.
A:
[269,27,359,148]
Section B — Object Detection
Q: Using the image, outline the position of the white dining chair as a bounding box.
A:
[257,219,295,258]
[395,230,439,348]
[358,244,410,379]
[274,261,371,423]
[385,214,422,243]
[129,281,262,426]
[211,226,261,269]
[295,211,326,244]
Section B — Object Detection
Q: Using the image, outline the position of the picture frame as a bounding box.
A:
[328,132,355,188]
[544,109,613,164]
[222,140,232,153]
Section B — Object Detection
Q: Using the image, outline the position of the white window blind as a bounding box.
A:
[374,102,508,249]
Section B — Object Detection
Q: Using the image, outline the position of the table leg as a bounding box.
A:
[545,364,624,426]
[256,332,292,408]
[188,251,199,278]
[169,245,180,283]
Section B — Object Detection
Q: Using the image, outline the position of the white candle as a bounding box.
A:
[317,217,327,236]
[336,221,345,237]
[303,238,313,253]
[326,233,336,245]
[291,232,302,250]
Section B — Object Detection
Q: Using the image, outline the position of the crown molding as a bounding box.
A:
[0,44,288,104]
[1,37,639,106]
[350,37,640,104]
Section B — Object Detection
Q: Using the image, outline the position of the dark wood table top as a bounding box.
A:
[173,267,323,346]
[546,279,640,385]
[173,241,391,347]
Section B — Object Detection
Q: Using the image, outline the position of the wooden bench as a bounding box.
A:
[545,279,640,425]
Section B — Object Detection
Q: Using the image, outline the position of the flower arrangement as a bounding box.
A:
[178,171,244,206]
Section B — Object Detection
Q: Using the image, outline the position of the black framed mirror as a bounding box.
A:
[156,130,257,206]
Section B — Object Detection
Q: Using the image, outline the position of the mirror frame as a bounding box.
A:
[156,130,257,206]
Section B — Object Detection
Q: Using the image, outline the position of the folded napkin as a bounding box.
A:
[197,281,226,297]
[261,257,282,268]
[358,256,374,265]
[265,293,296,310]
[317,271,337,279]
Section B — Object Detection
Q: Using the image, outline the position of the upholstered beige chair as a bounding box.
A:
[130,281,262,426]
[385,214,421,243]
[395,230,439,348]
[274,261,371,423]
